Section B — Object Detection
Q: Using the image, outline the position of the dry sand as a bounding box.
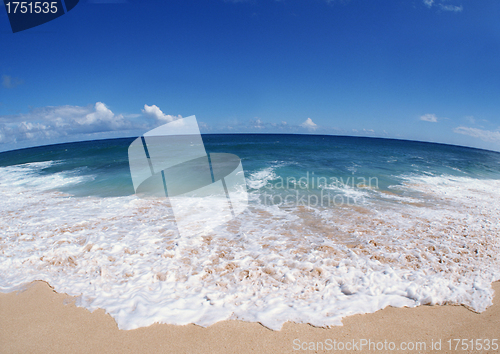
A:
[1,281,499,353]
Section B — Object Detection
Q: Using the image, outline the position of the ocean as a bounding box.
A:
[1,134,500,330]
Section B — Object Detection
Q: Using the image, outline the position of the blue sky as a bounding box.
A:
[1,0,499,152]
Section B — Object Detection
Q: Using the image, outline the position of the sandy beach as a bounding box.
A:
[1,281,498,353]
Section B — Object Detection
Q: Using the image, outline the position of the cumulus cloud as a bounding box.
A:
[300,117,317,130]
[72,102,129,130]
[0,102,188,149]
[0,102,157,147]
[142,104,181,123]
[453,126,500,144]
[2,75,23,89]
[420,113,438,122]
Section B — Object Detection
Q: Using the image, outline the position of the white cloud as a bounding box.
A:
[423,0,434,8]
[0,102,190,149]
[439,4,463,12]
[0,102,192,151]
[75,102,121,128]
[2,75,23,89]
[252,118,264,129]
[0,102,159,147]
[300,117,317,130]
[423,0,463,12]
[142,104,181,123]
[420,113,438,122]
[453,126,500,144]
[206,117,336,134]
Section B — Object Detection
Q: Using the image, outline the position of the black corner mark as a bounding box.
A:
[64,0,78,12]
[4,0,80,33]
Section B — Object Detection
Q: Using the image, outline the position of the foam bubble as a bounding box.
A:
[246,167,277,189]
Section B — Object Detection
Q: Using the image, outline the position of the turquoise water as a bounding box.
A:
[1,134,499,198]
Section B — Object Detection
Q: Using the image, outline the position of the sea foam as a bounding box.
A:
[1,161,499,330]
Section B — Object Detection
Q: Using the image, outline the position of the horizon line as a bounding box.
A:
[1,132,499,155]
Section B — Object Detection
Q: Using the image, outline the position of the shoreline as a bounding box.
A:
[1,281,499,353]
